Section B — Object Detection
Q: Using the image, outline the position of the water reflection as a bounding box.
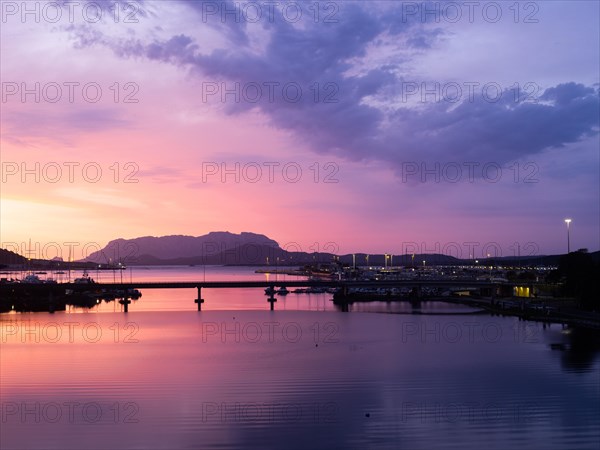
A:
[544,326,600,372]
[1,311,598,449]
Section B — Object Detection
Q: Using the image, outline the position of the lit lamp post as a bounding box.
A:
[564,218,572,254]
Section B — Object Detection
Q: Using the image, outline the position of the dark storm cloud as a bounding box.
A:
[64,1,600,175]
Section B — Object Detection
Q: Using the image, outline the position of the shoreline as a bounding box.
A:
[333,294,600,330]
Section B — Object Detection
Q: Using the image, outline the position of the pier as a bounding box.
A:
[2,279,599,329]
[1,279,508,311]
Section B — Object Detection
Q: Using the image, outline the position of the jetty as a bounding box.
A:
[1,279,598,329]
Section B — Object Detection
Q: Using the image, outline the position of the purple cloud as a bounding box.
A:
[63,1,600,178]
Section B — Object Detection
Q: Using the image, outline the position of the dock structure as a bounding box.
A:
[194,286,205,311]
[118,298,131,312]
[2,279,598,330]
[267,288,277,311]
[1,279,508,311]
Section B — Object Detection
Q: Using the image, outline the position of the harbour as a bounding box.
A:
[2,1,599,448]
[2,264,599,329]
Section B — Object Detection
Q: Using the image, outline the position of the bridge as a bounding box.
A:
[0,279,512,311]
[3,279,597,330]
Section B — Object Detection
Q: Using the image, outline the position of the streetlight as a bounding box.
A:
[564,218,572,253]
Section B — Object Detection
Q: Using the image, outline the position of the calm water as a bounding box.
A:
[1,266,599,449]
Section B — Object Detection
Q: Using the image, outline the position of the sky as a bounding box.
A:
[1,0,599,261]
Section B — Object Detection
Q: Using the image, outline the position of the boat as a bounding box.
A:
[264,286,275,295]
[19,274,57,284]
[276,286,289,296]
[103,288,143,300]
[305,287,326,294]
[74,271,95,284]
[21,274,43,284]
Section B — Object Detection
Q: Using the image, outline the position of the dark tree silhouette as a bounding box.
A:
[556,249,600,311]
